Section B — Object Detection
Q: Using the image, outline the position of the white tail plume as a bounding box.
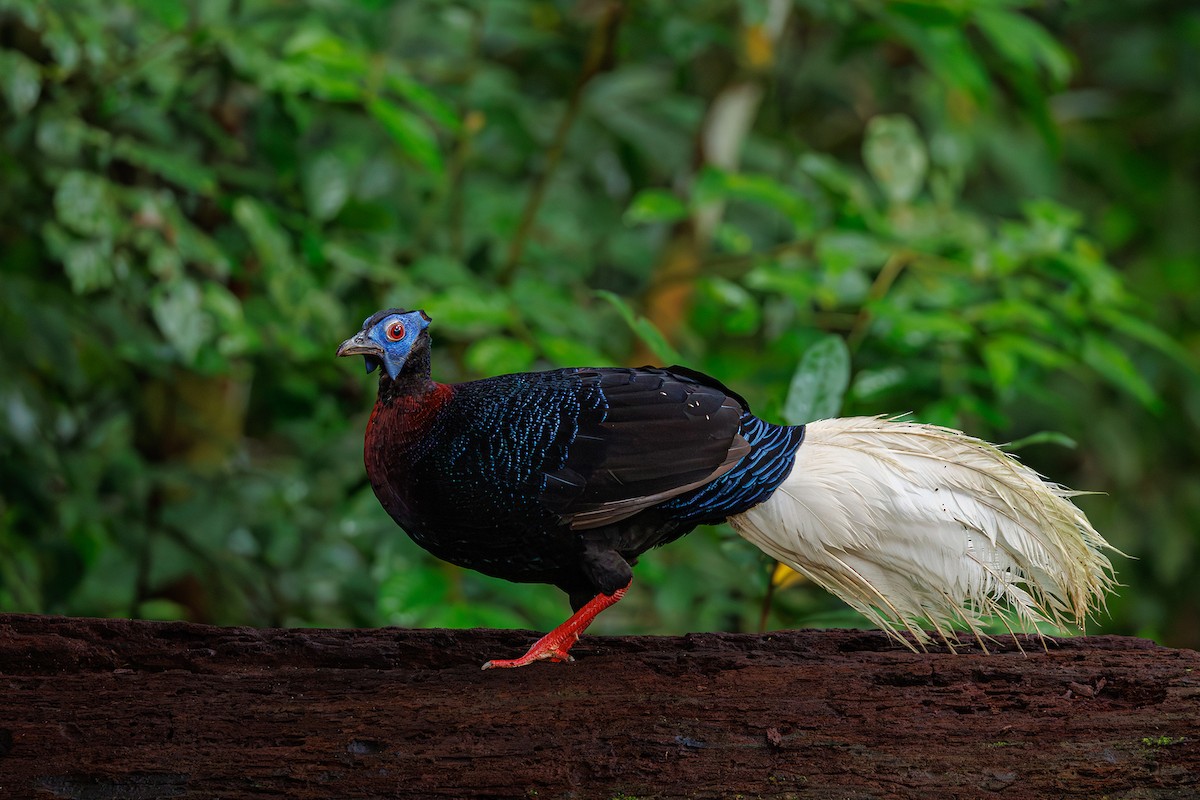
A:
[730,416,1117,648]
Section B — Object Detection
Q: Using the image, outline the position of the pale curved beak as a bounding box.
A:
[336,332,384,358]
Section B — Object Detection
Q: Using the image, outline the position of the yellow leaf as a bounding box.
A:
[743,25,774,70]
[771,561,806,589]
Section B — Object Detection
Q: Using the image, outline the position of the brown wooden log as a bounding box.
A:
[1,613,1197,799]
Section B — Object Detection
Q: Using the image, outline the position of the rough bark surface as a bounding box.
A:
[1,614,1197,799]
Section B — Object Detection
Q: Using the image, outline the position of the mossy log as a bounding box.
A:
[1,614,1198,799]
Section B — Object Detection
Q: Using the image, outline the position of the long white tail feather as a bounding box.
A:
[729,416,1117,649]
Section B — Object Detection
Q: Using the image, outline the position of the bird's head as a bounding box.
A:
[336,308,432,381]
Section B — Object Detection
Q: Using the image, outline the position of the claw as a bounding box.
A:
[482,632,580,669]
[480,582,630,670]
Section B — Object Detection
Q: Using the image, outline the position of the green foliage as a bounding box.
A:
[783,335,850,425]
[1,0,1196,646]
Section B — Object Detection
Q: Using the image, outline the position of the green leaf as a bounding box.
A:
[974,9,1072,87]
[1003,431,1078,452]
[112,137,217,194]
[54,171,117,238]
[409,254,472,289]
[745,259,818,301]
[815,232,890,274]
[712,221,753,254]
[387,68,462,133]
[285,27,369,75]
[999,336,1071,370]
[151,279,211,364]
[1098,308,1198,372]
[703,276,760,335]
[783,334,850,425]
[981,337,1020,390]
[864,115,928,204]
[421,289,512,337]
[1023,197,1083,234]
[624,189,689,225]
[162,204,232,278]
[850,365,909,403]
[377,566,450,625]
[1082,334,1162,412]
[465,337,536,376]
[203,283,256,357]
[886,16,992,101]
[536,335,609,368]
[0,49,42,116]
[798,152,855,195]
[233,197,294,271]
[36,115,86,161]
[62,238,115,294]
[596,291,682,365]
[695,167,815,234]
[368,99,444,176]
[130,0,190,32]
[137,598,190,621]
[303,152,351,222]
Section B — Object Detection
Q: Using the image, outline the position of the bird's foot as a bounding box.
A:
[480,581,631,670]
[481,631,581,670]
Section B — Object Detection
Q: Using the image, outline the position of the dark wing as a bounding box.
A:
[542,367,750,530]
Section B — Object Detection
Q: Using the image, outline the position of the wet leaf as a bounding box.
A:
[36,115,87,161]
[54,171,117,239]
[62,238,116,294]
[0,50,41,116]
[864,115,928,204]
[151,279,211,364]
[783,335,850,425]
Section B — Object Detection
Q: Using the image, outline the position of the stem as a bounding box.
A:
[758,565,778,633]
[847,251,913,353]
[499,3,623,286]
[700,238,817,276]
[443,11,485,261]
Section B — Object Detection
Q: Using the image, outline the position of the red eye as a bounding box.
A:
[386,321,405,341]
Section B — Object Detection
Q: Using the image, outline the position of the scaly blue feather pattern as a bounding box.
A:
[660,413,806,523]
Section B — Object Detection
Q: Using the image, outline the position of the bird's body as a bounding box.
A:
[363,355,804,608]
[339,308,1117,668]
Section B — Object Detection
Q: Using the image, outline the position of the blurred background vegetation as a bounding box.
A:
[1,0,1197,648]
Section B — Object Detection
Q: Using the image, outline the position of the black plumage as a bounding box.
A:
[340,309,804,612]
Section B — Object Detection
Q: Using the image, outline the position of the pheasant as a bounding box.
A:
[337,307,1116,669]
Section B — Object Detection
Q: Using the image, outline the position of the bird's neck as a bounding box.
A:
[378,346,436,406]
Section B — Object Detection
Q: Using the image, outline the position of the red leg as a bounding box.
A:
[481,581,631,670]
